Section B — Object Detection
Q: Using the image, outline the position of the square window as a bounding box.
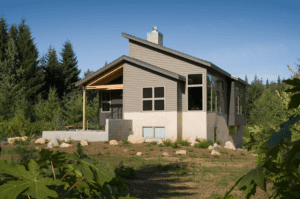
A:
[188,87,203,110]
[102,103,110,111]
[143,88,152,98]
[143,100,152,111]
[155,128,165,138]
[188,74,203,85]
[103,92,110,101]
[154,100,164,110]
[143,127,153,138]
[154,87,164,98]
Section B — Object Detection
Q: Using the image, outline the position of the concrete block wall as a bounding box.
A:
[106,119,133,141]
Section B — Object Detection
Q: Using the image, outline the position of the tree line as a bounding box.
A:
[0,16,299,140]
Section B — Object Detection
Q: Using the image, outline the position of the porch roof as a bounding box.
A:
[75,55,186,88]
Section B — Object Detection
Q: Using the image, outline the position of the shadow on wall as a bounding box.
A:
[207,113,244,148]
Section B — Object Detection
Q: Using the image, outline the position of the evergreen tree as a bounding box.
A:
[82,68,98,107]
[0,16,9,63]
[40,46,61,102]
[0,38,26,121]
[59,40,81,101]
[9,24,18,44]
[266,79,269,89]
[245,75,248,83]
[245,75,266,126]
[16,18,46,111]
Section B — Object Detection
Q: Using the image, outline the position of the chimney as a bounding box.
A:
[147,26,163,46]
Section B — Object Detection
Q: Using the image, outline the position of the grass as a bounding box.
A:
[0,134,295,199]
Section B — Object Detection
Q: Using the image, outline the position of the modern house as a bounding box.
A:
[74,27,251,148]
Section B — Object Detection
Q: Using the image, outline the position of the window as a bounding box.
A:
[143,127,165,138]
[143,87,165,111]
[207,74,223,113]
[102,92,111,112]
[235,84,244,114]
[188,74,203,110]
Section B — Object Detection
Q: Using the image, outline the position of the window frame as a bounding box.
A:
[142,86,166,112]
[101,91,111,113]
[142,126,166,139]
[187,73,204,111]
[207,73,224,113]
[235,84,244,115]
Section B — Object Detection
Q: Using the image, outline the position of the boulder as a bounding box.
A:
[127,135,145,144]
[35,138,46,144]
[109,140,118,145]
[224,141,236,150]
[7,136,28,144]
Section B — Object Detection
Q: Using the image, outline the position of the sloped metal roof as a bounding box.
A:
[75,55,186,87]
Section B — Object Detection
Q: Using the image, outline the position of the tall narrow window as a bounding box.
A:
[102,92,111,112]
[207,74,223,113]
[188,74,203,110]
[235,84,244,114]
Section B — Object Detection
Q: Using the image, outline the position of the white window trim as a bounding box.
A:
[142,86,166,112]
[101,91,111,113]
[187,73,204,111]
[142,126,166,139]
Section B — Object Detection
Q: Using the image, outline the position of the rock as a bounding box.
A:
[60,143,72,148]
[224,141,236,150]
[65,136,72,143]
[211,150,221,156]
[7,136,28,144]
[127,135,145,144]
[80,140,88,146]
[162,152,170,156]
[136,152,142,156]
[109,140,118,145]
[35,138,46,144]
[175,150,186,155]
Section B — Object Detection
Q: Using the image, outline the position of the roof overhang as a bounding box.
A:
[75,55,186,89]
[122,32,251,88]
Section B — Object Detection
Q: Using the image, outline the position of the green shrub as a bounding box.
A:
[114,161,137,180]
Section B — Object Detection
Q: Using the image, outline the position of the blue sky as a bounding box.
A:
[1,0,300,86]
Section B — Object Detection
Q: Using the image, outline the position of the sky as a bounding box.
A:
[1,0,300,87]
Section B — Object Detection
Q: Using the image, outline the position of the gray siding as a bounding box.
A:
[123,62,178,113]
[129,40,206,112]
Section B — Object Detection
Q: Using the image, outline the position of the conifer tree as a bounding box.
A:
[16,19,46,109]
[0,38,26,121]
[59,40,81,101]
[266,79,269,89]
[0,16,9,63]
[40,46,61,101]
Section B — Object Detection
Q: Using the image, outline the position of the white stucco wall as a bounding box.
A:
[182,111,207,142]
[124,111,178,142]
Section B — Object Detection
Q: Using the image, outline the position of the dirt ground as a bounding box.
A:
[0,138,283,199]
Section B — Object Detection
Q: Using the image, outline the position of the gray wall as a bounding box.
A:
[106,119,133,141]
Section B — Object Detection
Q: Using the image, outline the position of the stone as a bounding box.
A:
[136,152,142,156]
[65,136,72,143]
[175,150,186,155]
[47,139,60,148]
[7,136,28,144]
[224,141,236,150]
[80,140,88,146]
[127,135,145,144]
[211,150,221,156]
[109,140,118,145]
[60,143,72,148]
[162,152,170,156]
[35,138,46,144]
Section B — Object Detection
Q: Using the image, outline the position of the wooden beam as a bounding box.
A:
[83,89,86,130]
[86,84,123,90]
[88,65,123,86]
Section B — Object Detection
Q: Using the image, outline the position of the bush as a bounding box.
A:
[114,161,137,180]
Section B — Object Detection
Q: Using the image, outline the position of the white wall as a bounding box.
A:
[182,111,207,142]
[124,111,178,142]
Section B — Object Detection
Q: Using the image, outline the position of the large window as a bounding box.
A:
[188,74,203,110]
[207,74,223,113]
[143,87,165,111]
[235,85,244,114]
[143,127,165,138]
[102,92,111,112]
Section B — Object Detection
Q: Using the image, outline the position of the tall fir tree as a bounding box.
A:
[0,16,9,82]
[59,39,81,100]
[15,18,46,111]
[266,79,269,89]
[0,37,26,121]
[40,46,62,102]
[245,75,248,83]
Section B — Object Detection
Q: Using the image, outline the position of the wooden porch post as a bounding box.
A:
[83,87,86,130]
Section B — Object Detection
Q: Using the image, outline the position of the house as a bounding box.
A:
[74,27,251,148]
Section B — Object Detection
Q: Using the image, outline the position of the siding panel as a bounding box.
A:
[123,62,177,113]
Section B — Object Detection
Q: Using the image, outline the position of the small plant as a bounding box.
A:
[103,147,108,149]
[54,146,59,148]
[131,149,135,151]
[150,148,154,151]
[97,152,102,156]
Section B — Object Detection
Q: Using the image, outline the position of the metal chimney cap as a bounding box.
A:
[152,26,158,32]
